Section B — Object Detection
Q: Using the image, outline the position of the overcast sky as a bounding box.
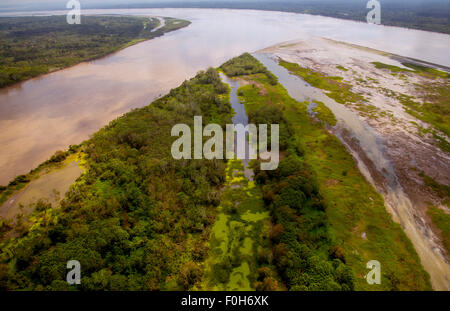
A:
[0,0,442,11]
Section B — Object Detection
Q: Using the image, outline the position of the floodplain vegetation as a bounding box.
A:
[277,58,449,286]
[0,68,232,290]
[0,53,433,291]
[280,57,449,154]
[230,54,431,290]
[0,15,190,88]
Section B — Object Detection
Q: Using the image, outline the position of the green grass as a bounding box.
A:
[418,172,450,204]
[403,63,450,79]
[200,159,274,290]
[427,206,450,255]
[279,59,364,105]
[371,61,450,79]
[236,68,431,290]
[312,100,337,126]
[372,62,414,73]
[336,65,348,72]
[354,103,379,120]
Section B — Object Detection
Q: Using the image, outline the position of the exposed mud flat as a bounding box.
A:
[0,156,83,228]
[257,39,450,290]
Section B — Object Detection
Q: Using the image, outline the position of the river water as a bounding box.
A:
[0,8,449,185]
[253,53,396,185]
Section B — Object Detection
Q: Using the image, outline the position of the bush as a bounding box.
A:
[49,150,67,163]
[269,224,285,243]
[177,261,203,290]
[8,174,29,186]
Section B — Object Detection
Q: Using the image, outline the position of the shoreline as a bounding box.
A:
[258,38,450,289]
[0,15,191,91]
[1,6,449,36]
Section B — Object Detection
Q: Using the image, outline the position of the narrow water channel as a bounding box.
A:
[253,53,397,186]
[200,73,267,290]
[220,73,248,126]
[2,8,450,186]
[219,73,254,180]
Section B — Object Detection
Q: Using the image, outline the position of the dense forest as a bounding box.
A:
[3,1,448,33]
[0,53,355,290]
[0,15,190,88]
[222,54,354,290]
[0,52,432,290]
[226,54,430,290]
[249,112,355,290]
[0,68,231,290]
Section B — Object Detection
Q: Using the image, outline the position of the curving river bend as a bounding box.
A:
[0,8,450,185]
[1,7,450,290]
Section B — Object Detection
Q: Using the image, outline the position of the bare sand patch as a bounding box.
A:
[0,157,83,222]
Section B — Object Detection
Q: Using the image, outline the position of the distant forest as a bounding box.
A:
[1,1,448,34]
[103,0,450,35]
[0,15,190,88]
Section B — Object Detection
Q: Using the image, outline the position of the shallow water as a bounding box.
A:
[254,53,397,186]
[220,73,255,180]
[253,52,450,290]
[0,8,449,184]
[0,160,82,220]
[220,73,248,127]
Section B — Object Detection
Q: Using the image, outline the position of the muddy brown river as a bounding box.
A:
[0,8,449,186]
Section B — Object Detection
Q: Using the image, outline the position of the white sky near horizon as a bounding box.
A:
[0,0,437,7]
[0,0,445,14]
